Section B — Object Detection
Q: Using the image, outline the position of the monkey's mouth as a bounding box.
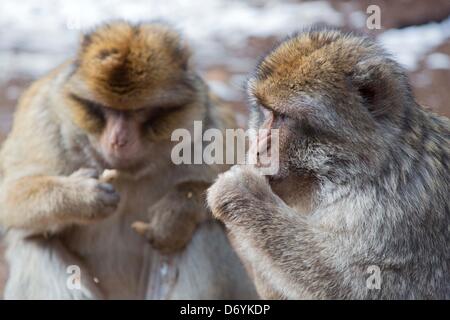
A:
[90,144,145,172]
[104,154,147,171]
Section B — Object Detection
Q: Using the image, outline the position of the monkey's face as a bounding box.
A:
[65,81,202,172]
[63,22,204,172]
[248,29,408,181]
[86,105,145,169]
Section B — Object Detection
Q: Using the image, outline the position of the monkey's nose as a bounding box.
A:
[260,107,274,130]
[111,137,128,149]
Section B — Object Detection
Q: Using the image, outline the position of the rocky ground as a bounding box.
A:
[0,0,449,298]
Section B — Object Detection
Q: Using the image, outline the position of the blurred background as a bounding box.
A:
[1,0,449,297]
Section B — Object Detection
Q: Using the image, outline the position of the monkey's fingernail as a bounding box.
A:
[186,192,193,199]
[98,183,115,193]
[131,221,151,235]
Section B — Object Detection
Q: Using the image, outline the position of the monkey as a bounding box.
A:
[0,21,257,299]
[207,27,450,299]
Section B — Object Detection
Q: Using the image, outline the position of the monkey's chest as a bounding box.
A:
[63,178,182,299]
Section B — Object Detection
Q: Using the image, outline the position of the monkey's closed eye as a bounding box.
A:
[69,94,106,122]
[260,104,288,124]
[142,105,184,127]
[259,104,273,119]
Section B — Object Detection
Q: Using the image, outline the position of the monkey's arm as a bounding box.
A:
[207,165,348,299]
[0,168,119,234]
[133,180,211,254]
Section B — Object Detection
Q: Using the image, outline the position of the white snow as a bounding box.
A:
[0,0,449,101]
[425,52,450,70]
[0,0,342,80]
[379,17,450,71]
[348,11,367,29]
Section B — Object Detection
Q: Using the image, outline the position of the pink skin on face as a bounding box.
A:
[99,110,143,169]
[249,107,274,167]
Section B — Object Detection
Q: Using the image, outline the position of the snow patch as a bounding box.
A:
[425,52,450,70]
[379,17,450,71]
[0,0,342,80]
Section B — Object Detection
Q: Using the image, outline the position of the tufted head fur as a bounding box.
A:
[72,21,193,111]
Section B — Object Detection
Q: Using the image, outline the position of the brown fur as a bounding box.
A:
[0,21,257,299]
[77,22,191,110]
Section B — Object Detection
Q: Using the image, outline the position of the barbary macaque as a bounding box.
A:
[208,27,450,299]
[0,21,256,299]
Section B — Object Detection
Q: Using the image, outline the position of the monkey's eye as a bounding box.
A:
[259,104,273,119]
[69,94,106,122]
[259,104,288,123]
[274,111,288,120]
[142,105,184,127]
[82,101,106,121]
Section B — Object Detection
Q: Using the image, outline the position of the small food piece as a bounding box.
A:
[131,221,151,236]
[100,169,119,183]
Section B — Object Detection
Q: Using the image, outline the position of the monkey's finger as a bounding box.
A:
[93,180,120,206]
[97,188,120,207]
[131,221,151,236]
[97,182,116,194]
[71,168,100,179]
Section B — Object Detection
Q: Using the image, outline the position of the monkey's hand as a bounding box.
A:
[207,165,279,225]
[208,166,348,299]
[207,165,291,298]
[132,181,211,255]
[0,168,120,234]
[68,168,120,223]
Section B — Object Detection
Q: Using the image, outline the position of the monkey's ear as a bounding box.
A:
[352,57,409,117]
[79,32,93,50]
[175,38,192,71]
